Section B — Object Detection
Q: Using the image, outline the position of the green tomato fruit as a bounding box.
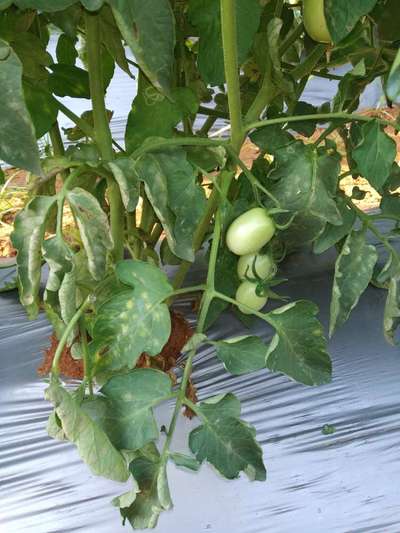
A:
[226,208,275,256]
[237,253,276,281]
[236,280,268,315]
[303,0,332,44]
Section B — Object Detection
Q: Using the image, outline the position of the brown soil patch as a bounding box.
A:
[38,309,197,414]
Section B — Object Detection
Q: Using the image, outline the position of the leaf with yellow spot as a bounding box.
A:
[92,260,173,372]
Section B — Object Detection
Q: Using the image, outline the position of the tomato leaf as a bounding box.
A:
[45,380,129,482]
[189,393,266,481]
[120,446,172,529]
[67,187,113,281]
[11,196,56,319]
[133,147,207,262]
[266,139,342,226]
[324,0,378,44]
[314,196,356,254]
[49,64,90,98]
[98,369,173,450]
[266,301,332,386]
[92,260,172,371]
[188,0,263,86]
[384,277,400,345]
[387,48,400,103]
[330,230,378,336]
[169,452,201,472]
[99,5,131,76]
[0,40,41,174]
[56,33,78,66]
[214,336,268,375]
[108,158,140,212]
[125,76,198,153]
[352,121,396,191]
[109,0,175,95]
[23,82,59,139]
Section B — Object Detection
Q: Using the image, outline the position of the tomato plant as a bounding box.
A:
[0,0,399,529]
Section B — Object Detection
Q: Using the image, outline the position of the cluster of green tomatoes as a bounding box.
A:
[226,207,278,315]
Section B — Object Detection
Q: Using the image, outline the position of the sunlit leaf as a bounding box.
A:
[215,336,267,375]
[266,301,332,386]
[189,393,266,481]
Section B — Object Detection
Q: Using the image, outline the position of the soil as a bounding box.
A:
[38,309,197,415]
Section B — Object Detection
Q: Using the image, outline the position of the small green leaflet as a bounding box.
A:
[189,393,266,481]
[23,83,59,139]
[188,0,263,86]
[11,196,56,319]
[214,336,268,375]
[48,64,90,99]
[133,147,207,262]
[330,230,378,336]
[169,452,201,472]
[46,410,66,441]
[67,187,113,281]
[112,480,139,510]
[266,301,332,386]
[99,369,173,451]
[353,121,396,191]
[92,260,172,371]
[384,278,400,345]
[121,447,172,530]
[387,48,400,103]
[109,0,175,95]
[0,40,41,174]
[324,0,378,43]
[45,380,129,482]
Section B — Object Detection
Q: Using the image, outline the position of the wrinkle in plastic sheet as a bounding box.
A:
[1,238,400,533]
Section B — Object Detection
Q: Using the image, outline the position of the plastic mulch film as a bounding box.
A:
[1,234,400,533]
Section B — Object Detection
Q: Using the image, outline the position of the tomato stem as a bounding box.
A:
[85,10,124,262]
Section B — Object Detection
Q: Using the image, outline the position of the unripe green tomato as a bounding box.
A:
[226,208,275,256]
[236,281,268,315]
[303,0,332,44]
[237,253,276,281]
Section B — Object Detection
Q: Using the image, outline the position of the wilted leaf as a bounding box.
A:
[121,447,172,529]
[169,452,201,472]
[45,380,129,482]
[384,277,400,345]
[11,196,56,318]
[67,187,113,280]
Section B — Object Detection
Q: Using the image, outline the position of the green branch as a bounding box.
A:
[245,112,398,133]
[85,10,124,262]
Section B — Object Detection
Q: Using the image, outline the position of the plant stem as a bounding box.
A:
[51,297,91,377]
[85,10,124,262]
[245,112,398,133]
[342,194,400,261]
[79,316,93,396]
[49,122,65,156]
[220,0,243,152]
[291,44,327,81]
